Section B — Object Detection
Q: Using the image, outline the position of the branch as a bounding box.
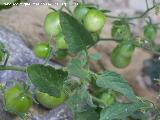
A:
[106,4,159,20]
[99,38,160,56]
[0,65,26,72]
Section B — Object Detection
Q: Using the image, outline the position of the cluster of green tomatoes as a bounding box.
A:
[111,19,158,68]
[2,3,114,116]
[34,3,158,69]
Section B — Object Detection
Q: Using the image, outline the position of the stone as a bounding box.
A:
[0,26,72,120]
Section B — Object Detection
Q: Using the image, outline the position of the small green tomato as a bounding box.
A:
[4,84,32,114]
[44,12,61,36]
[36,91,67,109]
[83,9,106,32]
[34,42,50,59]
[56,33,68,49]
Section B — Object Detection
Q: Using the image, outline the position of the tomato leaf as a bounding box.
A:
[27,64,68,97]
[67,58,88,79]
[66,86,96,112]
[59,12,94,53]
[74,108,99,120]
[96,71,137,102]
[100,102,149,120]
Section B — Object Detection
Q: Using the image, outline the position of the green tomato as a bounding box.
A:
[111,42,135,68]
[55,49,68,60]
[144,24,157,41]
[44,12,61,36]
[36,91,67,109]
[56,33,68,49]
[84,9,106,32]
[99,93,116,106]
[4,84,32,114]
[74,3,89,22]
[34,42,50,59]
[111,20,131,40]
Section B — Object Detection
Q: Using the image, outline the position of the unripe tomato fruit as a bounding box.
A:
[36,91,67,109]
[74,3,89,22]
[4,84,32,114]
[99,93,115,106]
[84,9,106,32]
[56,33,68,49]
[144,24,157,41]
[55,49,68,60]
[34,42,50,59]
[111,42,135,68]
[111,20,131,40]
[44,12,61,36]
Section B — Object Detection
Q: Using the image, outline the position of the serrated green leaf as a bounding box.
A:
[67,58,88,79]
[74,108,99,120]
[27,64,68,97]
[66,86,96,112]
[130,111,149,120]
[59,12,94,53]
[96,71,137,102]
[100,102,148,120]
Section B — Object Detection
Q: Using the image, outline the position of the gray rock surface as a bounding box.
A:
[0,26,72,120]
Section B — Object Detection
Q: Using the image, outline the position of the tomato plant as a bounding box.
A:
[4,84,32,114]
[0,0,160,120]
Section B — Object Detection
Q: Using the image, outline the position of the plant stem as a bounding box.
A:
[3,50,10,66]
[106,4,159,20]
[0,65,26,72]
[100,38,160,55]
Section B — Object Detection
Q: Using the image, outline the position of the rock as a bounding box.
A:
[0,26,72,120]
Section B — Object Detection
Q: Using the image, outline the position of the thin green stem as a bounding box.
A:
[99,38,160,55]
[0,65,26,72]
[106,4,159,20]
[3,50,10,66]
[44,35,53,65]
